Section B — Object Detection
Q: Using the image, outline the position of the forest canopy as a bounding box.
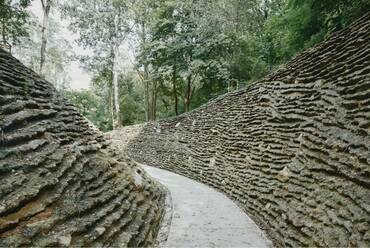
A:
[2,0,369,131]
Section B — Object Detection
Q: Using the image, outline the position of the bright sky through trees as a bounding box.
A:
[3,0,370,130]
[29,0,91,90]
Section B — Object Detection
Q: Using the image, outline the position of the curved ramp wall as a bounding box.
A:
[125,13,370,247]
[0,49,165,247]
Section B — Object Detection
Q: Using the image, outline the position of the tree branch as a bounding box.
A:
[40,0,45,10]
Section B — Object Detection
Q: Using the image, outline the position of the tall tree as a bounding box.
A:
[129,0,165,121]
[39,0,52,75]
[142,0,234,113]
[63,0,132,129]
[13,13,73,90]
[0,0,31,51]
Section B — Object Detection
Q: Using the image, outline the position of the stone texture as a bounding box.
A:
[0,49,166,247]
[122,13,370,247]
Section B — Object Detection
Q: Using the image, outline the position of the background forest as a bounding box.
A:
[2,0,370,131]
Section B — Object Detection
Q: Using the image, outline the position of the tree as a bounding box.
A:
[129,0,155,121]
[141,0,237,113]
[144,0,179,116]
[39,0,52,75]
[13,13,73,90]
[0,0,31,50]
[63,0,132,129]
[261,0,370,66]
[64,89,112,131]
[39,0,370,131]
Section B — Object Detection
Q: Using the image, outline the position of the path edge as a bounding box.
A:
[137,163,174,247]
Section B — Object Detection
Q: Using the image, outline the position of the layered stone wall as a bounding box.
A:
[0,49,165,247]
[125,13,370,247]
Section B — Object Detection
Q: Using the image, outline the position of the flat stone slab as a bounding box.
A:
[141,165,272,247]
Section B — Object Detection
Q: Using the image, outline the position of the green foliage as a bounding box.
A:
[135,0,369,120]
[64,90,113,131]
[118,73,146,125]
[261,0,370,65]
[31,0,370,131]
[61,0,131,74]
[62,0,134,128]
[64,72,147,130]
[0,0,31,45]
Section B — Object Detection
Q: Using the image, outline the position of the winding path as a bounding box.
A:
[141,165,272,247]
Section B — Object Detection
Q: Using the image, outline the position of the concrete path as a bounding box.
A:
[141,165,272,248]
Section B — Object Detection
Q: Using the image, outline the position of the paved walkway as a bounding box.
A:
[141,165,272,248]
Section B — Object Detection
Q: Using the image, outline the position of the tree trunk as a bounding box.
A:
[144,66,150,122]
[112,43,121,129]
[40,0,51,76]
[140,20,150,122]
[112,14,122,129]
[172,66,178,115]
[110,85,114,128]
[154,88,158,120]
[1,21,9,52]
[150,80,157,120]
[2,21,6,44]
[185,75,192,112]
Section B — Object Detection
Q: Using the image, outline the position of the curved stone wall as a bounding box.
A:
[0,49,165,247]
[125,13,370,247]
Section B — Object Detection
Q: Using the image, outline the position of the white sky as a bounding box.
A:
[29,1,91,91]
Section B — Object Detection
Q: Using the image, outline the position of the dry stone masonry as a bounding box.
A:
[124,13,370,247]
[0,49,166,247]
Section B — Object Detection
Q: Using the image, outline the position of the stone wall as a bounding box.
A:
[125,13,370,247]
[0,49,166,247]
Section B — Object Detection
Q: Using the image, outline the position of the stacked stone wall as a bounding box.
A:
[0,49,165,247]
[125,13,370,247]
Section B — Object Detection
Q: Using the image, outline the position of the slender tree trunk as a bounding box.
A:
[154,86,157,120]
[109,45,115,129]
[112,43,121,129]
[185,75,192,112]
[172,65,178,115]
[110,86,114,128]
[1,21,9,52]
[140,20,150,122]
[145,85,149,121]
[111,14,122,129]
[150,80,157,120]
[148,80,154,121]
[149,83,153,120]
[144,66,150,122]
[2,21,6,44]
[40,0,51,76]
